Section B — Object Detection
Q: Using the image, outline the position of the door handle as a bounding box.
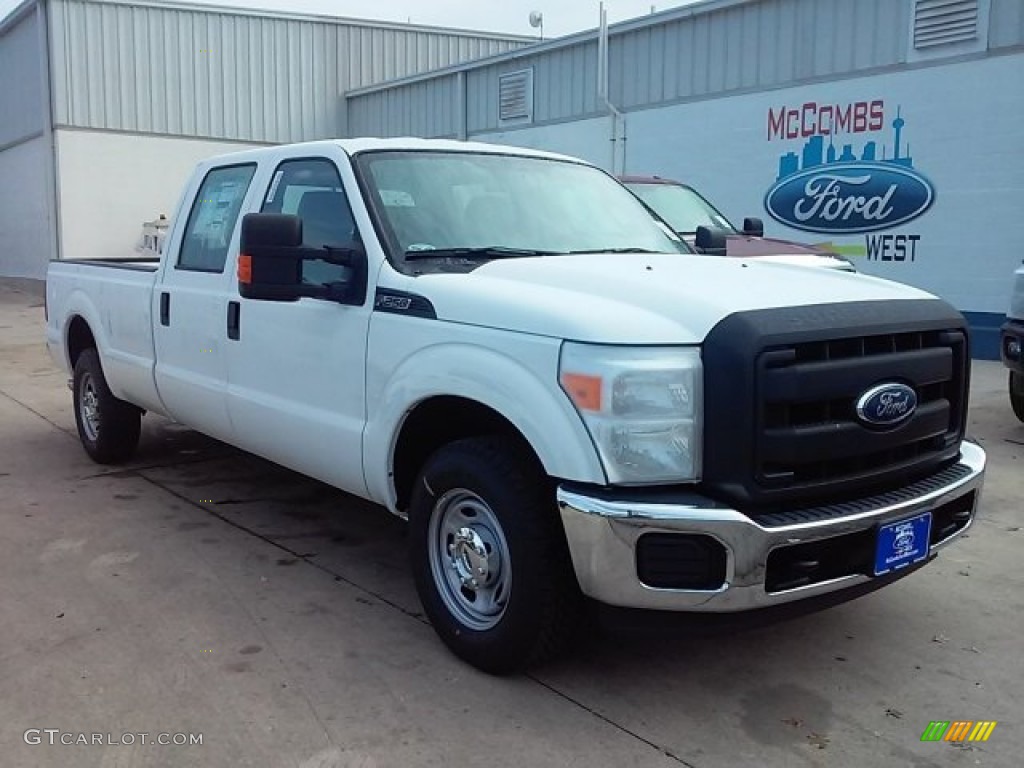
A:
[160,292,170,326]
[227,300,240,340]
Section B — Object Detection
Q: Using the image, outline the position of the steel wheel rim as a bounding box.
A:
[79,372,101,442]
[427,488,511,631]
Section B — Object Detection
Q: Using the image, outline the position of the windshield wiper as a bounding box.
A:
[404,246,560,261]
[566,247,662,254]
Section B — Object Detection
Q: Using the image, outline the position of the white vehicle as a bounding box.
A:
[1000,263,1024,421]
[46,139,985,673]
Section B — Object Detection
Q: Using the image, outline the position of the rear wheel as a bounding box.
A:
[1011,371,1024,423]
[409,437,582,674]
[73,348,141,464]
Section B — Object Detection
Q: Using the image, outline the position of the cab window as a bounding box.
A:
[177,164,256,272]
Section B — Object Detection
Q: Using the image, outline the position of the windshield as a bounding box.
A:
[626,182,737,235]
[354,151,688,263]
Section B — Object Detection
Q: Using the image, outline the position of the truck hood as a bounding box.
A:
[403,252,937,344]
[751,254,856,271]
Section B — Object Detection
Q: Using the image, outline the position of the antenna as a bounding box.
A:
[528,10,544,40]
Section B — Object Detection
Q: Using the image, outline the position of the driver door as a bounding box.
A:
[223,153,371,496]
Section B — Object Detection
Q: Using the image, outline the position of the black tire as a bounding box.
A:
[1012,371,1024,424]
[73,348,142,464]
[409,436,583,674]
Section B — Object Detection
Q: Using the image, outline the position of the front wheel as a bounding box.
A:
[73,348,142,464]
[409,437,582,674]
[1011,371,1024,423]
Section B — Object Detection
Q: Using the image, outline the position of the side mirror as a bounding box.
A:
[742,217,764,237]
[238,213,367,305]
[695,225,728,256]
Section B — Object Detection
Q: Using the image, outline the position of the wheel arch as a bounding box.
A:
[66,314,97,370]
[391,396,539,513]
[364,344,607,515]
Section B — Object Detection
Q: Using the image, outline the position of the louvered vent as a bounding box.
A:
[498,69,533,123]
[913,0,979,48]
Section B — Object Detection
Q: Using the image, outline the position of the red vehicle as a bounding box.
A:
[620,175,854,270]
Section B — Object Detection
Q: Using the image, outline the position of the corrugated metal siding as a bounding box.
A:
[464,42,599,134]
[0,6,45,148]
[47,0,527,143]
[609,0,908,108]
[346,0,921,139]
[989,0,1024,49]
[346,73,462,138]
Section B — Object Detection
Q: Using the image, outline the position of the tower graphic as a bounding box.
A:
[888,106,913,168]
[892,107,904,160]
[776,105,916,180]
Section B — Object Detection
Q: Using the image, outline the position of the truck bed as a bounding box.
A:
[46,258,164,415]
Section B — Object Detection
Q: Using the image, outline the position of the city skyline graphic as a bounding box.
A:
[776,107,914,181]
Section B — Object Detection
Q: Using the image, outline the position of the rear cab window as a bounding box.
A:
[177,164,257,273]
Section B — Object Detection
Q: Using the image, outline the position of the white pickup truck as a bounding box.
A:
[47,138,986,673]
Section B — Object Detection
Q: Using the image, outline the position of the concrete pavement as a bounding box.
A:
[1,278,1021,767]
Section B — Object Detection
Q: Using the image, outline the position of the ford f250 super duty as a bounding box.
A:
[46,139,986,674]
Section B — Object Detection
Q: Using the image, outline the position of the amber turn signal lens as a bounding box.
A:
[561,373,602,411]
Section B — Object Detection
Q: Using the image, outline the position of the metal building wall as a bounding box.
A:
[990,0,1024,49]
[45,0,530,143]
[346,0,1024,139]
[347,73,464,138]
[0,2,56,278]
[607,0,910,109]
[0,3,45,148]
[346,38,600,138]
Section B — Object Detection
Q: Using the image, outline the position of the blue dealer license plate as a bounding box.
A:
[874,512,932,576]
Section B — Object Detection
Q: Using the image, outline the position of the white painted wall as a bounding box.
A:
[0,136,53,278]
[475,53,1024,317]
[55,130,267,261]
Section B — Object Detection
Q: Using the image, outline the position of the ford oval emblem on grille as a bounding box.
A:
[856,383,918,427]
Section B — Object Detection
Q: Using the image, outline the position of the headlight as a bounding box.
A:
[559,343,702,484]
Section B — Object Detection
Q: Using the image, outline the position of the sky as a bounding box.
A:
[0,0,698,38]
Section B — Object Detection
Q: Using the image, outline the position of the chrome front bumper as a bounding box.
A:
[557,441,986,612]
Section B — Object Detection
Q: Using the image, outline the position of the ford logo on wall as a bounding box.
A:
[855,383,918,427]
[764,163,935,234]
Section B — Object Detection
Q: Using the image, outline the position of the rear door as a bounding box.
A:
[153,162,258,441]
[223,150,372,495]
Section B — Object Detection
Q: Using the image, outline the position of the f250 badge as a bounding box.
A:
[856,383,918,427]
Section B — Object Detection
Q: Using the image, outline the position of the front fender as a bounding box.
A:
[363,340,606,512]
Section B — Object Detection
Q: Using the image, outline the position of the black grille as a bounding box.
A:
[756,329,967,492]
[701,300,970,510]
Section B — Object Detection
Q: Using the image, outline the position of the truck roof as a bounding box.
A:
[199,137,583,170]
